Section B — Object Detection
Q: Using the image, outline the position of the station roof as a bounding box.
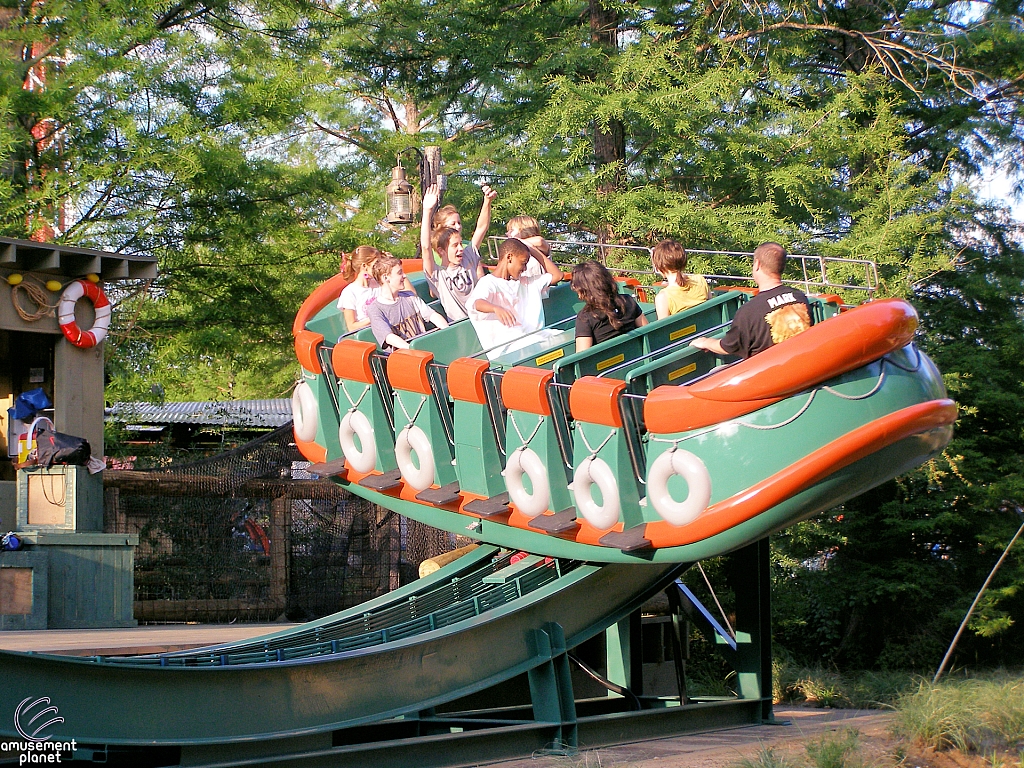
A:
[106,400,292,428]
[1,236,158,281]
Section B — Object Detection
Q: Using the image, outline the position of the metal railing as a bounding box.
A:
[485,237,878,298]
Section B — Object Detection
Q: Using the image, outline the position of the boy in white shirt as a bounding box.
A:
[466,238,563,359]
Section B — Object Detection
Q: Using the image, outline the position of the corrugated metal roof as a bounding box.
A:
[106,400,292,428]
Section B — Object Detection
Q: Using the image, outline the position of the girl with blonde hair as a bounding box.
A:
[338,245,385,331]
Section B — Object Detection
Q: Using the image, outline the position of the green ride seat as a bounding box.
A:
[408,318,483,365]
[551,291,746,386]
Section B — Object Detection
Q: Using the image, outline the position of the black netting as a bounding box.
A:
[104,424,464,623]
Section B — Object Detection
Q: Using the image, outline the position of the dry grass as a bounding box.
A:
[892,673,1024,754]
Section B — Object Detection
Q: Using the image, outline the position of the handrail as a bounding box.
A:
[619,392,648,485]
[482,369,508,462]
[547,380,575,473]
[369,352,396,434]
[484,237,877,297]
[316,345,342,423]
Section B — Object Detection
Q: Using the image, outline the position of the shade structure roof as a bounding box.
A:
[106,400,292,429]
[1,236,158,281]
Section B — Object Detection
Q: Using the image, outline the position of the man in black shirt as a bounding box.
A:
[691,242,813,359]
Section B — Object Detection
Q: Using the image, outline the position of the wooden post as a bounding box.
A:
[423,146,442,200]
[270,494,290,615]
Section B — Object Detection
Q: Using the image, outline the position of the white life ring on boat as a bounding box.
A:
[647,448,712,526]
[502,447,549,518]
[572,457,621,530]
[339,409,376,474]
[58,279,111,348]
[292,381,318,443]
[396,425,434,491]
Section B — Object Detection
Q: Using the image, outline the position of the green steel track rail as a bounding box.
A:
[0,546,686,746]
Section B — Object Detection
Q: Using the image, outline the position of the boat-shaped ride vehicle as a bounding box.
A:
[292,253,955,563]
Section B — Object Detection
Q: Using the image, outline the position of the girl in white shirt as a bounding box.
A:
[337,246,384,331]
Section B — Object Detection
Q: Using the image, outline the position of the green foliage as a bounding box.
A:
[805,730,863,768]
[732,746,801,768]
[772,205,1024,672]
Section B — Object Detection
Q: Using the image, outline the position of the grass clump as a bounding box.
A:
[773,659,913,709]
[730,730,864,768]
[733,745,801,768]
[892,672,1024,754]
[805,729,863,768]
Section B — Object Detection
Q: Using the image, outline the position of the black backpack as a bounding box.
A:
[31,421,91,468]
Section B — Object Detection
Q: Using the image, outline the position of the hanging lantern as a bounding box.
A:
[385,163,415,225]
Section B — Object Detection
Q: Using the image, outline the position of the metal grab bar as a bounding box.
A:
[426,361,456,450]
[369,352,395,435]
[619,392,648,485]
[595,320,732,378]
[469,321,575,361]
[316,344,343,423]
[482,370,508,464]
[485,237,879,297]
[547,381,575,474]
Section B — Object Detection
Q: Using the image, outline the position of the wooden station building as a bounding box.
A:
[0,235,157,629]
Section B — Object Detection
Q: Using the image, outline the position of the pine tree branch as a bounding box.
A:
[312,121,374,152]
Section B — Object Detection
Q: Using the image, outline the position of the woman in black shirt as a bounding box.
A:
[571,261,648,352]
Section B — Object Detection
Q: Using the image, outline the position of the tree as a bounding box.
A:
[773,205,1024,670]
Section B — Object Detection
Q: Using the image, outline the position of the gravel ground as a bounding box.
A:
[481,707,896,768]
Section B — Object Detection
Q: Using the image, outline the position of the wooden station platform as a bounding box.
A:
[0,622,298,656]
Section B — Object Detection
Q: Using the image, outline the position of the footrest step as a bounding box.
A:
[464,492,510,517]
[307,458,347,478]
[528,508,579,534]
[599,526,652,553]
[416,482,461,506]
[358,468,403,491]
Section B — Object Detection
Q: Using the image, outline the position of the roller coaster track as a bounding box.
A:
[0,545,761,766]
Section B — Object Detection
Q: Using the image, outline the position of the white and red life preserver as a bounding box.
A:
[339,409,376,473]
[58,279,111,348]
[395,424,435,491]
[292,381,319,443]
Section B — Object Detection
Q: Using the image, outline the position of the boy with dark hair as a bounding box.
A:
[466,237,562,359]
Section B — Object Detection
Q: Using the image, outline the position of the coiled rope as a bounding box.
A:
[11,277,57,322]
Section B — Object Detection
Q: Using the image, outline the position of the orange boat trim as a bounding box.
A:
[570,377,627,428]
[502,367,554,416]
[388,349,434,395]
[641,399,956,548]
[448,358,490,404]
[294,434,327,464]
[645,298,918,434]
[295,330,325,375]
[332,340,376,384]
